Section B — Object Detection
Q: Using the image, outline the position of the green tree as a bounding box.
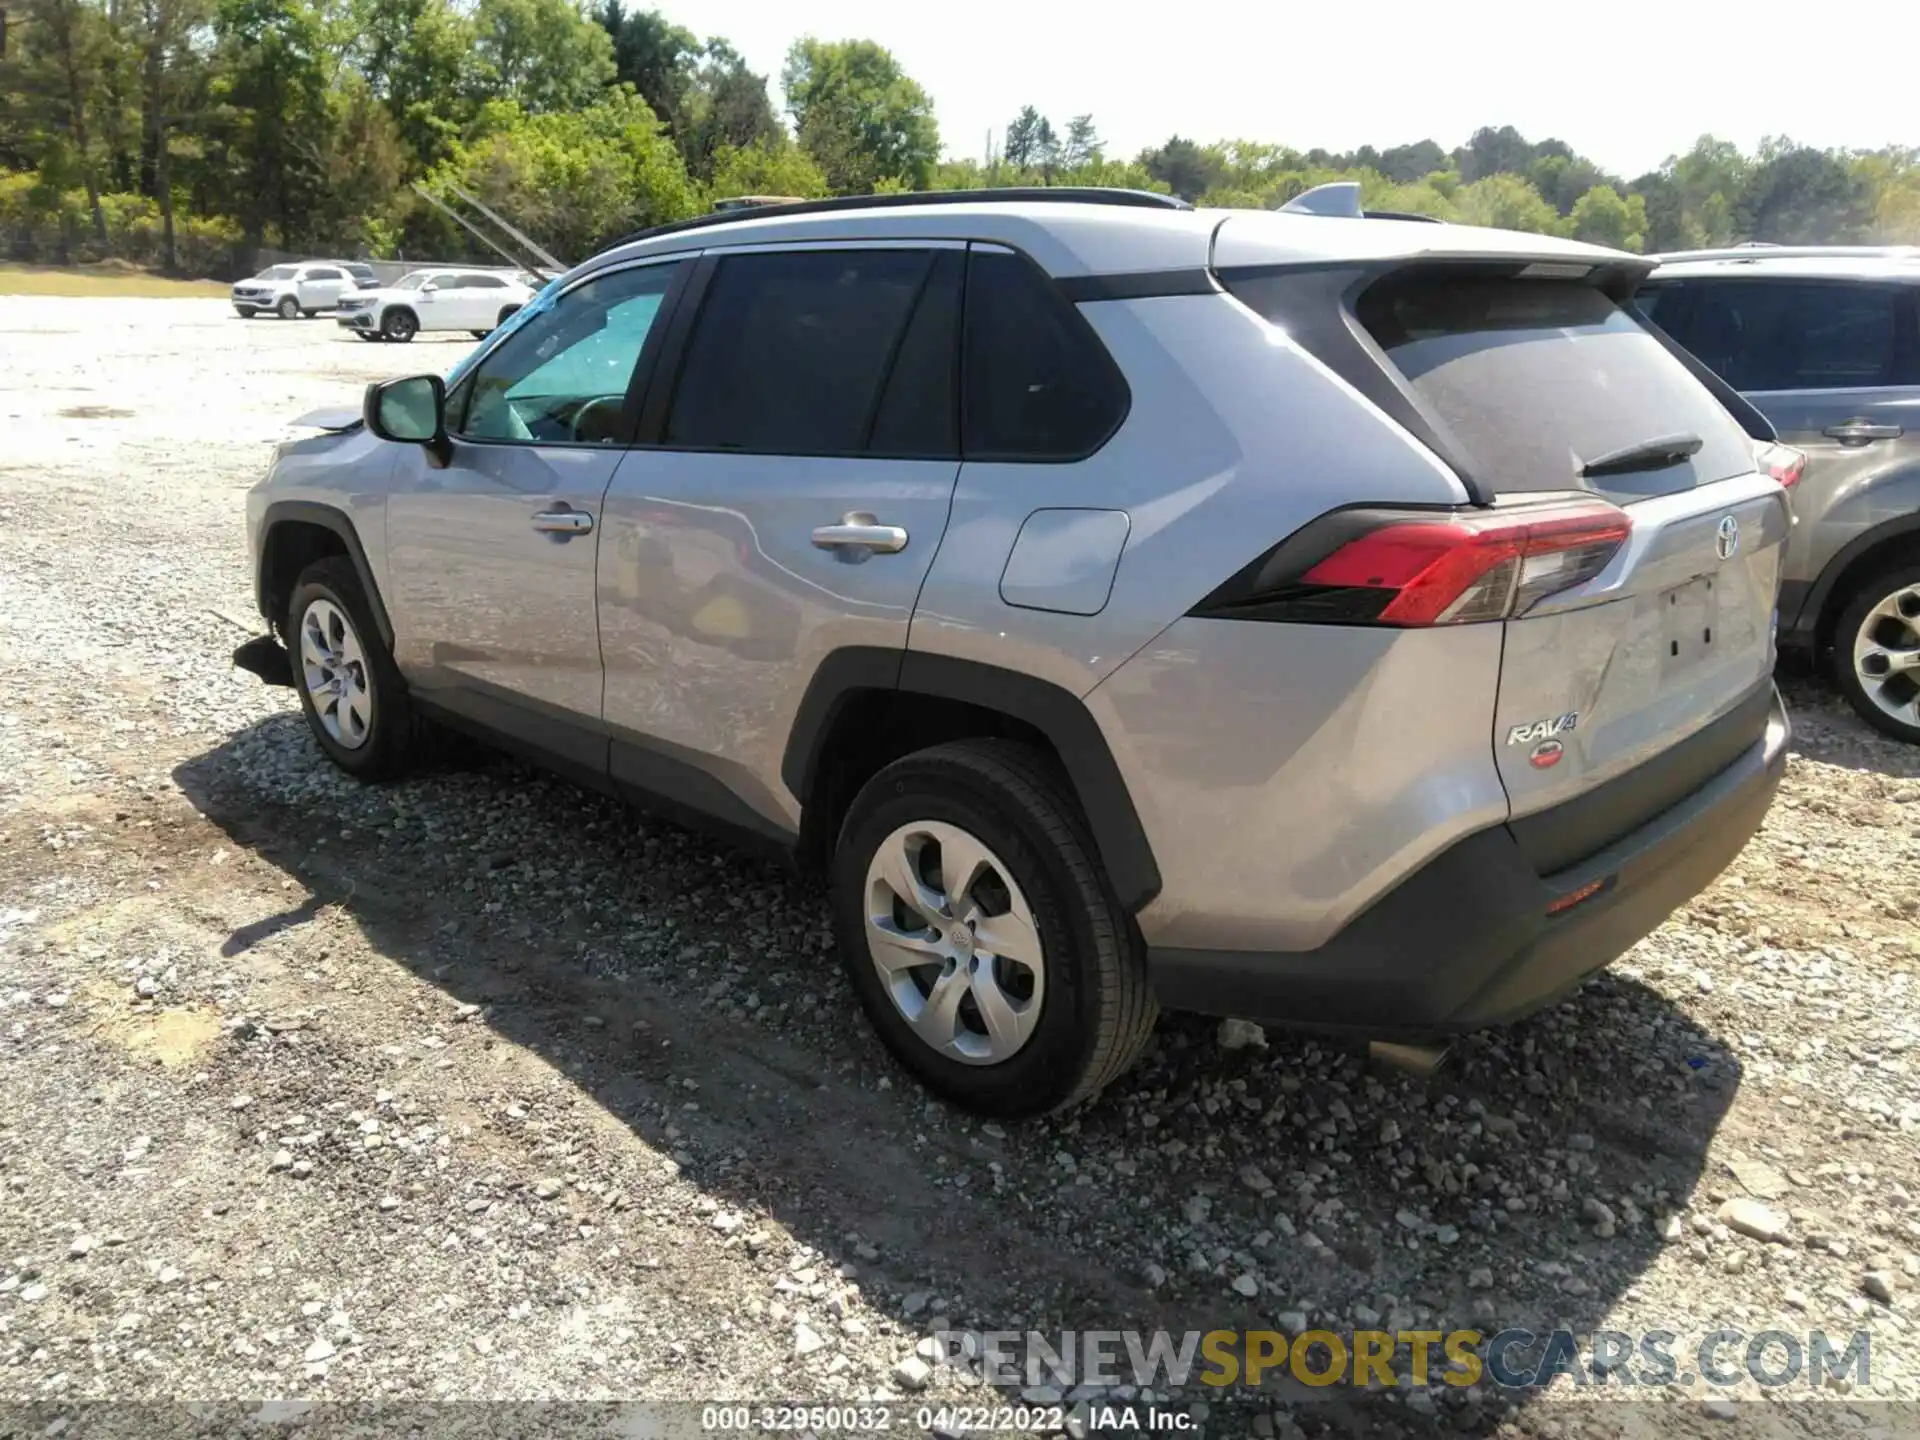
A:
[781,37,938,193]
[708,134,826,200]
[1454,125,1536,183]
[1854,147,1920,243]
[13,0,115,240]
[471,0,614,113]
[1060,114,1099,169]
[210,0,330,246]
[678,38,777,180]
[1140,134,1218,200]
[1378,139,1446,183]
[1568,183,1647,251]
[352,0,473,167]
[1452,172,1563,235]
[1741,136,1874,243]
[1003,105,1052,169]
[431,87,694,259]
[594,1,691,133]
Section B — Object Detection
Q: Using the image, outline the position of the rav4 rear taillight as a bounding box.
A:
[1192,498,1632,627]
[1754,440,1806,489]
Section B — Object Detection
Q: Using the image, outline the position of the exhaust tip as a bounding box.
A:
[1368,1040,1451,1080]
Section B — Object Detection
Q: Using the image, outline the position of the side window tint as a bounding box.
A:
[465,274,506,289]
[455,262,680,445]
[963,248,1127,460]
[665,249,934,455]
[1633,284,1674,330]
[1687,281,1900,391]
[868,250,962,458]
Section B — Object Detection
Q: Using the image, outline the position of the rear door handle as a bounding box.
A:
[532,507,594,536]
[1823,419,1904,444]
[811,511,908,555]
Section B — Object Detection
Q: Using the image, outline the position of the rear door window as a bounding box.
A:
[1352,274,1755,502]
[1664,279,1911,392]
[664,248,937,455]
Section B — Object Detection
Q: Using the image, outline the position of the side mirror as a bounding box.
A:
[363,374,451,466]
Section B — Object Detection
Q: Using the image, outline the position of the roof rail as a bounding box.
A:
[1363,209,1445,224]
[608,186,1191,252]
[1653,243,1920,265]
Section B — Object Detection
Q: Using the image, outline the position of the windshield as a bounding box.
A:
[254,266,298,280]
[393,273,429,291]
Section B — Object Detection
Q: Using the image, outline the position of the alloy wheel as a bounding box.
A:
[1852,582,1920,728]
[298,597,373,750]
[863,820,1045,1065]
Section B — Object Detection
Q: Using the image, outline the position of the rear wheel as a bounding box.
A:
[831,739,1157,1116]
[380,308,418,342]
[470,329,491,339]
[286,557,422,780]
[276,295,299,320]
[1833,561,1920,744]
[497,304,521,328]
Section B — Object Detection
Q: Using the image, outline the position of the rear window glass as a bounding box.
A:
[1353,276,1754,502]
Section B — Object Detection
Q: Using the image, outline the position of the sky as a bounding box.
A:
[684,0,1918,179]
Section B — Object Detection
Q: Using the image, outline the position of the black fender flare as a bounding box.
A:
[257,500,395,648]
[782,647,1163,913]
[1794,512,1920,650]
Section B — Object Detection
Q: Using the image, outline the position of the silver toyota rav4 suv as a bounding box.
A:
[1637,246,1920,743]
[232,189,1792,1116]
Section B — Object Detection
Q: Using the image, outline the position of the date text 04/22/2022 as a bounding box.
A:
[697,1403,1197,1432]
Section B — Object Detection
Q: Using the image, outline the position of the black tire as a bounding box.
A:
[381,307,418,342]
[1830,560,1920,744]
[285,557,421,780]
[832,739,1157,1117]
[301,308,317,318]
[497,304,521,328]
[276,295,299,320]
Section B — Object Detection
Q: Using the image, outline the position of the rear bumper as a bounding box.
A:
[1148,684,1789,1038]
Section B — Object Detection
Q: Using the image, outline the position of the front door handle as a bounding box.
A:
[1823,419,1903,445]
[532,507,594,536]
[811,511,909,556]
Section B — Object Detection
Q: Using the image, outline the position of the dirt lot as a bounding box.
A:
[2,298,1919,1438]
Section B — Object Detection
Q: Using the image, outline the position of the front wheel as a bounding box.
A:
[831,739,1156,1117]
[1832,561,1920,744]
[286,557,421,779]
[380,308,417,342]
[276,295,299,320]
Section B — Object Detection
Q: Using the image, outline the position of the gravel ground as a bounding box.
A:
[2,298,1919,1439]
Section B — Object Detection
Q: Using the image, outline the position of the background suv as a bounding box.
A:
[234,190,1791,1115]
[230,262,361,319]
[1638,247,1920,741]
[334,268,535,343]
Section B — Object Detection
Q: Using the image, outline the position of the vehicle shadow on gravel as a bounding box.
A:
[175,714,1747,1436]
